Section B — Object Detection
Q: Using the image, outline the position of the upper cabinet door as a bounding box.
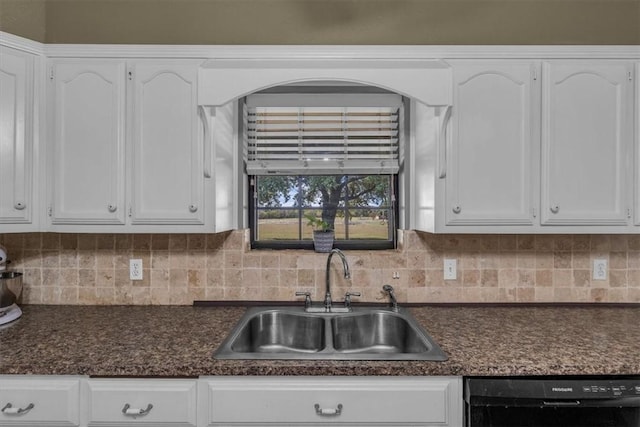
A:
[129,61,204,225]
[541,61,633,226]
[445,61,538,226]
[0,47,33,225]
[50,60,126,225]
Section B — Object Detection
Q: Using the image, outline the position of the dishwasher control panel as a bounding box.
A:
[545,380,640,398]
[578,383,640,396]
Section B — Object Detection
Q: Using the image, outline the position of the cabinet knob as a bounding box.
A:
[452,206,461,214]
[108,204,118,213]
[550,205,559,214]
[189,204,198,213]
[122,403,153,417]
[13,202,26,210]
[1,403,35,416]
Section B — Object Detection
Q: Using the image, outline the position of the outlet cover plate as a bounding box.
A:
[444,259,457,280]
[593,259,607,281]
[130,259,143,281]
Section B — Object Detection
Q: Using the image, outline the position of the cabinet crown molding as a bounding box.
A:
[2,31,639,59]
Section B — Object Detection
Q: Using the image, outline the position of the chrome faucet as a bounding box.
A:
[325,249,351,312]
[382,284,398,312]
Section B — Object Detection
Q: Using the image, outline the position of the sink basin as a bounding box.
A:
[229,310,325,354]
[331,311,431,354]
[215,306,447,361]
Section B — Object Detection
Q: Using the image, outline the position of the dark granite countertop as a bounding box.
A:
[0,304,638,377]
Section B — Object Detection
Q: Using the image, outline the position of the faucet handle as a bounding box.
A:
[295,291,312,309]
[344,291,361,309]
[382,285,399,312]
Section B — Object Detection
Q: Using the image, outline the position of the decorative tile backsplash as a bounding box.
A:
[1,231,639,305]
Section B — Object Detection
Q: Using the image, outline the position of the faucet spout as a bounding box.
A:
[325,249,351,311]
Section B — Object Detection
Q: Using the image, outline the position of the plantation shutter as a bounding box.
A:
[245,93,402,175]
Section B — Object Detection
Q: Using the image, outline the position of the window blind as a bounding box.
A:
[244,94,402,175]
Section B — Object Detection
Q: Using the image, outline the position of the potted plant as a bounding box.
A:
[305,214,335,253]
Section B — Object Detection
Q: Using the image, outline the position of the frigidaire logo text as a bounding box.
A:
[552,387,573,392]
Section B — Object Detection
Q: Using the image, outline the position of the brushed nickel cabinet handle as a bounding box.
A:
[1,403,35,416]
[315,403,343,416]
[122,403,153,417]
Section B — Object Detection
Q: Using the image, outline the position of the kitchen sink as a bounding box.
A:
[215,306,448,361]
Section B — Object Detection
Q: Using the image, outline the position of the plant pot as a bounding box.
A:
[312,230,335,253]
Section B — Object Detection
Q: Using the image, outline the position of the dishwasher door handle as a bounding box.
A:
[543,400,581,407]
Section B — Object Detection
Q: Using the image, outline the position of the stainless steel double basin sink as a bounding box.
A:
[214,306,448,361]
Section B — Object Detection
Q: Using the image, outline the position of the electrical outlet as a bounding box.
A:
[444,259,457,280]
[130,259,143,281]
[593,259,607,281]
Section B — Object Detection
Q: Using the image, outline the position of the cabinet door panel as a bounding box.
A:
[541,61,631,225]
[446,61,537,226]
[0,376,81,427]
[636,62,640,226]
[50,61,126,225]
[130,62,203,225]
[0,48,32,224]
[200,376,462,426]
[87,379,197,427]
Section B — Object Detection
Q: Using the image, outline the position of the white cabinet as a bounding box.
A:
[130,61,204,226]
[443,60,538,228]
[198,376,463,426]
[635,62,640,227]
[47,59,213,232]
[49,60,127,226]
[86,378,197,427]
[0,47,35,230]
[541,60,633,226]
[0,375,82,427]
[0,375,464,427]
[420,59,638,233]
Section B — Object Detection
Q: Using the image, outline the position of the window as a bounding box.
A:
[245,89,402,250]
[251,175,397,250]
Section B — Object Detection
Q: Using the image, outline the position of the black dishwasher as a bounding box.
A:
[465,377,640,427]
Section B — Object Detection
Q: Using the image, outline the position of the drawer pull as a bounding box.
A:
[122,403,153,417]
[314,403,343,416]
[1,403,35,416]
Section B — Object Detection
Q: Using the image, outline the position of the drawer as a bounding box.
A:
[200,376,462,425]
[0,375,81,427]
[87,379,197,426]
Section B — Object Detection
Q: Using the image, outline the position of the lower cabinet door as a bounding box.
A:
[198,376,463,426]
[0,375,81,427]
[87,379,197,426]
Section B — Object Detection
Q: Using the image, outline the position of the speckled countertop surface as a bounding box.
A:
[0,304,638,377]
